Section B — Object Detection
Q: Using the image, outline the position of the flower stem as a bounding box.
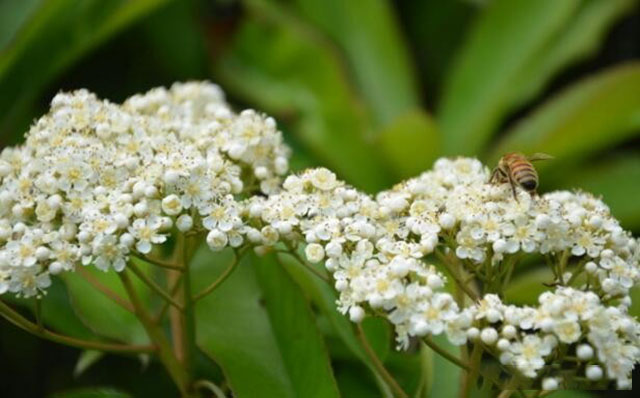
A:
[460,343,483,398]
[118,271,189,394]
[435,249,478,301]
[355,323,408,398]
[128,260,184,311]
[422,336,470,371]
[154,274,184,323]
[193,250,242,302]
[0,299,154,353]
[133,251,183,270]
[180,233,198,392]
[279,248,330,283]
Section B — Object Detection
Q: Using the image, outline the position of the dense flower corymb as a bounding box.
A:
[0,82,289,296]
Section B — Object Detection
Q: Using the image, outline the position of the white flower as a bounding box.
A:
[309,168,337,191]
[206,229,228,251]
[510,335,555,378]
[176,214,193,232]
[161,194,183,215]
[92,235,128,272]
[480,327,498,345]
[129,217,166,254]
[576,344,594,360]
[541,377,558,390]
[8,266,51,297]
[586,365,603,380]
[305,243,325,264]
[5,237,38,268]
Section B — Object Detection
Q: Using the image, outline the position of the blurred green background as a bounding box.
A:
[0,0,639,397]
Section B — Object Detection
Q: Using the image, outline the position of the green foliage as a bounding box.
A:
[438,0,581,155]
[0,0,173,145]
[193,248,339,398]
[61,266,152,344]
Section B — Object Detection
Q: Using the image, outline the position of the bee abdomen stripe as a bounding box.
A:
[514,170,536,179]
[510,163,534,173]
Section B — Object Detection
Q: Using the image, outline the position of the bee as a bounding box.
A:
[490,152,553,200]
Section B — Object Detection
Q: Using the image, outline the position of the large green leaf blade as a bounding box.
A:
[2,278,97,340]
[0,0,43,50]
[425,336,461,398]
[438,0,580,155]
[492,64,640,165]
[61,266,151,344]
[283,0,420,127]
[507,0,636,108]
[277,254,397,396]
[194,249,339,398]
[253,253,340,398]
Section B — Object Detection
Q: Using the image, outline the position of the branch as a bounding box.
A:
[0,300,154,353]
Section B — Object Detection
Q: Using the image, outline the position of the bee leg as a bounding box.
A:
[490,168,505,184]
[506,172,519,202]
[489,168,499,183]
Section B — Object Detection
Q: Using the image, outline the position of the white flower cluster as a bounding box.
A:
[462,289,639,388]
[244,168,455,342]
[243,159,639,388]
[0,82,289,296]
[384,158,639,298]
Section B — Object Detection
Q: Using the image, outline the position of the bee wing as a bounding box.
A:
[527,153,554,162]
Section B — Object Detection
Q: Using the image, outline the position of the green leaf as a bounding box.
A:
[504,267,554,306]
[0,0,43,50]
[385,348,432,398]
[553,154,640,230]
[138,0,208,80]
[277,253,395,396]
[507,0,636,108]
[438,0,580,155]
[74,350,105,378]
[425,335,461,398]
[0,0,172,144]
[213,3,391,192]
[62,266,151,344]
[281,0,420,127]
[194,249,339,398]
[253,253,340,398]
[376,109,440,180]
[492,64,640,165]
[3,278,96,339]
[333,361,382,398]
[399,0,476,100]
[49,387,132,398]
